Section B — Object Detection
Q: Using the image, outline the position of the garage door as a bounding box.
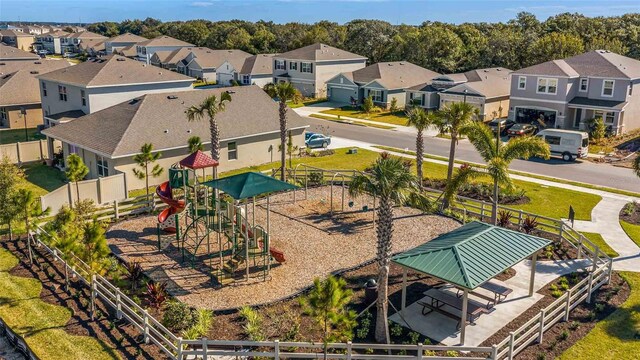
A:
[329,86,357,104]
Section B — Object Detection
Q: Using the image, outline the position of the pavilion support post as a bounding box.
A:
[245,201,250,281]
[267,195,271,277]
[460,289,468,345]
[401,268,407,317]
[252,196,256,230]
[529,252,538,297]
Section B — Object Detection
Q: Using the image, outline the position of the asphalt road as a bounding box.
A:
[303,116,640,193]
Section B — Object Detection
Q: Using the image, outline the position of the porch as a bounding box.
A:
[567,97,627,135]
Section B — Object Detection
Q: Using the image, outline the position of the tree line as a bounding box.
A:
[87,12,640,73]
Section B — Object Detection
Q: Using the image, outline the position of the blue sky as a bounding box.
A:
[1,0,638,24]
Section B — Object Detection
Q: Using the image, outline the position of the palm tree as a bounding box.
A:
[435,102,477,187]
[406,106,437,188]
[132,143,164,198]
[187,136,204,154]
[265,82,297,181]
[448,122,550,224]
[349,153,418,343]
[186,93,232,176]
[633,155,640,179]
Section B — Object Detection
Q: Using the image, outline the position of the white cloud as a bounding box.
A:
[191,1,215,7]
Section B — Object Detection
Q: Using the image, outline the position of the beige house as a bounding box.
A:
[0,43,39,61]
[180,49,252,84]
[238,54,276,87]
[104,33,146,54]
[63,31,108,53]
[0,59,70,129]
[37,55,195,126]
[42,86,309,190]
[135,35,194,64]
[406,68,511,120]
[273,43,367,97]
[0,30,35,51]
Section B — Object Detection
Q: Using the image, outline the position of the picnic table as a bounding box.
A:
[479,281,513,303]
[418,289,489,329]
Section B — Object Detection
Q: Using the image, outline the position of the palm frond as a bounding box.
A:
[634,155,640,178]
[443,164,482,205]
[464,121,497,161]
[486,158,513,190]
[500,135,551,162]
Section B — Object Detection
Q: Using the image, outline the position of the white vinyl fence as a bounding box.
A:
[40,173,129,214]
[0,140,48,164]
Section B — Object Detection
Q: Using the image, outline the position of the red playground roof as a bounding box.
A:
[179,150,219,169]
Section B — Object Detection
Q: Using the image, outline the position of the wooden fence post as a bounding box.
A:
[347,341,353,360]
[274,339,280,360]
[416,343,422,360]
[16,142,22,165]
[64,262,69,291]
[90,275,97,320]
[507,331,515,359]
[576,236,583,259]
[586,271,595,304]
[518,209,523,227]
[176,337,183,360]
[143,310,150,344]
[202,337,207,358]
[564,289,572,322]
[491,344,498,360]
[606,258,613,285]
[537,309,546,343]
[114,200,119,220]
[116,288,122,319]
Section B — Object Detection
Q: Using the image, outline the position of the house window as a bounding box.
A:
[289,62,297,71]
[242,75,250,84]
[629,85,633,96]
[0,107,7,124]
[274,60,285,70]
[300,62,313,73]
[42,82,47,97]
[518,76,526,90]
[96,155,109,177]
[537,78,558,94]
[58,85,67,101]
[68,144,80,155]
[579,78,588,92]
[81,90,86,106]
[370,89,383,102]
[227,142,237,160]
[594,110,615,124]
[602,80,614,97]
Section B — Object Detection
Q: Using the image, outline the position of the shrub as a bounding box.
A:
[569,321,580,330]
[126,261,144,290]
[239,306,265,341]
[389,97,398,113]
[497,210,512,227]
[146,282,168,309]
[594,302,605,313]
[181,309,214,339]
[445,350,460,357]
[356,311,372,339]
[390,322,403,337]
[408,331,420,344]
[557,330,569,341]
[162,301,197,332]
[308,171,325,186]
[521,215,538,234]
[589,118,606,141]
[536,353,546,360]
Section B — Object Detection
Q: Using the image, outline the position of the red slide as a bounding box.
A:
[157,181,186,233]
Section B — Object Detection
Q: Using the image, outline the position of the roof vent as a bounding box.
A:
[0,63,5,66]
[167,95,178,99]
[226,90,236,94]
[30,70,39,74]
[116,57,125,61]
[496,68,501,71]
[187,129,192,133]
[159,72,162,75]
[128,98,140,105]
[34,61,41,64]
[164,129,169,133]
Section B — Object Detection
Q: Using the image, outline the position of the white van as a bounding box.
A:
[536,129,589,161]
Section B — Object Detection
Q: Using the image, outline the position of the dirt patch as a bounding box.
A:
[620,201,640,226]
[1,238,169,360]
[480,271,630,360]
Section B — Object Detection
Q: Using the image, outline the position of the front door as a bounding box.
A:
[573,108,582,128]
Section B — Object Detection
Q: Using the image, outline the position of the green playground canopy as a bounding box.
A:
[392,221,551,290]
[202,171,298,199]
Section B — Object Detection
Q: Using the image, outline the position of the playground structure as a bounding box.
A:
[156,151,294,286]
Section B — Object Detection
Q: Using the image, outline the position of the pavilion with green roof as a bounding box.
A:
[391,221,551,344]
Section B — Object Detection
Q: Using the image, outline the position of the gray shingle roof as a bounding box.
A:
[240,54,276,75]
[441,68,511,99]
[68,31,107,40]
[568,97,627,111]
[0,59,70,106]
[0,44,39,60]
[107,33,147,43]
[189,49,252,70]
[136,35,194,47]
[37,55,194,87]
[277,43,366,62]
[514,51,640,79]
[42,86,309,158]
[348,61,440,89]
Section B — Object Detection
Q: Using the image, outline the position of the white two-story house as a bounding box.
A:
[509,50,640,135]
[34,30,69,54]
[104,33,147,54]
[135,35,194,64]
[272,43,367,98]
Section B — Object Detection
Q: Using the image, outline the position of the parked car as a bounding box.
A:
[305,132,331,149]
[536,129,589,161]
[507,123,538,137]
[487,119,516,135]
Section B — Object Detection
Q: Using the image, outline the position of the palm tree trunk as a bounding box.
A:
[416,129,424,188]
[443,133,457,209]
[75,181,81,207]
[209,118,221,162]
[279,101,287,182]
[374,195,393,344]
[492,178,499,225]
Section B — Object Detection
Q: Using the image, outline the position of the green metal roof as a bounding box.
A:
[202,172,298,200]
[392,221,551,290]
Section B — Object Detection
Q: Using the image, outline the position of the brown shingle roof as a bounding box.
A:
[0,29,33,38]
[350,61,440,89]
[189,49,252,70]
[240,54,276,75]
[37,55,194,87]
[137,35,194,47]
[68,31,107,40]
[0,44,39,60]
[42,86,309,157]
[79,39,106,51]
[277,43,366,62]
[441,68,511,99]
[107,33,147,43]
[0,59,70,106]
[116,44,137,57]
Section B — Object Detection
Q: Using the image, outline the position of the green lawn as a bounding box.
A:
[288,98,329,109]
[23,163,67,195]
[558,271,640,360]
[320,107,408,126]
[581,232,619,257]
[620,220,640,247]
[0,128,44,144]
[309,114,396,130]
[0,248,119,360]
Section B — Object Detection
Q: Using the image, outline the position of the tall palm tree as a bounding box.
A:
[265,82,297,181]
[349,153,417,344]
[634,155,640,179]
[186,93,232,176]
[435,102,477,187]
[406,106,437,188]
[448,122,550,224]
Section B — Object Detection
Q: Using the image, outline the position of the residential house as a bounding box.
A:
[135,35,194,64]
[63,31,108,53]
[79,39,106,56]
[37,55,194,128]
[0,30,35,51]
[0,59,70,129]
[326,61,440,108]
[104,33,146,54]
[238,54,276,87]
[34,30,69,54]
[114,44,138,58]
[509,50,640,134]
[0,43,39,61]
[406,68,511,120]
[181,49,252,84]
[272,43,367,97]
[41,86,309,189]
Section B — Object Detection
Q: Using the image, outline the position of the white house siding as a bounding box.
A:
[39,80,88,118]
[137,45,191,63]
[86,81,195,113]
[314,60,366,97]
